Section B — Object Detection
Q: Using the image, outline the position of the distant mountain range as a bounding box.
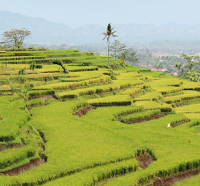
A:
[1,11,200,45]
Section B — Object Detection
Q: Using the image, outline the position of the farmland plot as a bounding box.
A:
[0,50,200,185]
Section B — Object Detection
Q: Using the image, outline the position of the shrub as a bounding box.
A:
[52,58,63,66]
[11,85,17,93]
[16,75,27,83]
[25,82,34,89]
[35,64,42,68]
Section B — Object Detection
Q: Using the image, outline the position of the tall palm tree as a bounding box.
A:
[100,23,117,66]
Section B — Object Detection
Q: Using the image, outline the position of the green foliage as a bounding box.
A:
[181,53,200,71]
[52,58,63,66]
[25,82,34,89]
[187,69,200,82]
[51,58,68,74]
[35,64,43,68]
[11,85,17,93]
[110,40,126,59]
[30,62,36,70]
[2,27,31,47]
[16,75,27,83]
[18,68,26,75]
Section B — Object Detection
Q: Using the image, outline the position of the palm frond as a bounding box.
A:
[111,27,115,32]
[112,34,118,37]
[100,32,108,40]
[100,32,107,36]
[103,35,107,40]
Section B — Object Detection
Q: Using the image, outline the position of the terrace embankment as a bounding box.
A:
[29,94,54,101]
[152,168,200,186]
[171,118,190,128]
[0,143,21,152]
[0,157,44,176]
[118,115,164,124]
[74,105,93,117]
[136,153,152,169]
[96,153,153,186]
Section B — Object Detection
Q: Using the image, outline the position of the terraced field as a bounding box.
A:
[0,49,200,185]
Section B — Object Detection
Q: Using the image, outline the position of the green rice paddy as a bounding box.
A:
[0,49,200,185]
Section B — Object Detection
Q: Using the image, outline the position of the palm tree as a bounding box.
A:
[100,23,117,66]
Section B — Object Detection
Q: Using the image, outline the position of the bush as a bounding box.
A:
[16,75,27,83]
[25,82,34,89]
[35,64,43,68]
[52,58,63,66]
[11,85,18,93]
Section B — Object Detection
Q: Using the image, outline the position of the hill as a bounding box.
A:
[1,11,200,44]
[0,49,200,185]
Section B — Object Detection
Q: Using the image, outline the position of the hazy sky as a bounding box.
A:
[1,0,200,28]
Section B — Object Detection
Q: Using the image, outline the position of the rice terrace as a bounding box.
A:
[0,48,200,186]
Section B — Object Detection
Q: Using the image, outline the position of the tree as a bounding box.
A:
[100,23,117,66]
[181,53,199,71]
[120,50,129,65]
[188,70,200,82]
[52,58,68,74]
[110,40,126,59]
[157,63,162,69]
[175,63,182,74]
[127,50,139,66]
[2,27,31,48]
[180,53,200,80]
